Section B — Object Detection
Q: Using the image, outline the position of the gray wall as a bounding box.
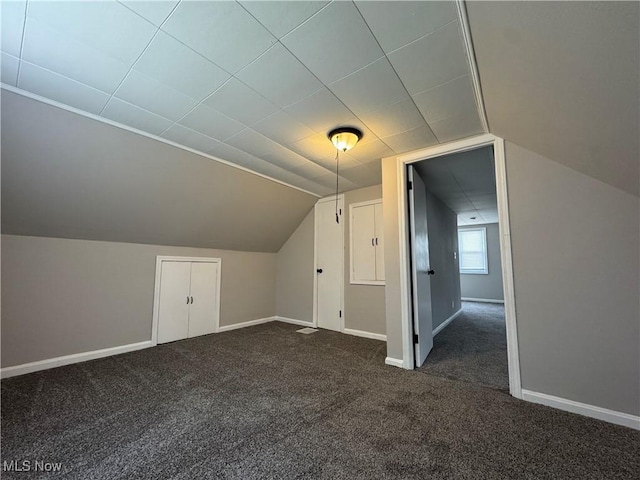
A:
[275,184,387,335]
[459,223,504,301]
[344,185,386,335]
[276,208,314,322]
[382,142,639,416]
[1,234,276,367]
[1,90,317,252]
[425,190,461,331]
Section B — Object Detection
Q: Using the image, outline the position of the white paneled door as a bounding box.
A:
[156,258,221,344]
[315,196,344,332]
[408,166,434,367]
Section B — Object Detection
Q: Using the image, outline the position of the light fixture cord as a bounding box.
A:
[335,148,340,224]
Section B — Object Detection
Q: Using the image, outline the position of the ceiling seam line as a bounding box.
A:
[15,0,29,85]
[351,0,439,147]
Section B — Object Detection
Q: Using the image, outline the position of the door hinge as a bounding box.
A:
[408,181,413,190]
[413,333,419,344]
[339,310,342,318]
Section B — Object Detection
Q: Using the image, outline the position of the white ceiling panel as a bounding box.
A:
[162,1,276,74]
[261,147,310,170]
[288,132,339,162]
[382,125,438,154]
[388,20,469,95]
[343,139,394,165]
[102,98,172,135]
[1,52,19,86]
[429,111,484,144]
[313,151,360,171]
[202,78,278,126]
[413,74,477,124]
[120,1,179,27]
[0,0,26,57]
[281,1,384,84]
[115,69,199,121]
[179,104,245,141]
[329,57,408,116]
[161,124,220,153]
[236,43,323,108]
[252,110,315,145]
[355,1,457,54]
[239,1,329,39]
[283,88,354,134]
[339,162,383,187]
[311,173,359,192]
[134,32,230,101]
[28,0,156,65]
[22,17,130,93]
[18,62,109,114]
[290,161,334,179]
[225,129,282,158]
[359,97,427,139]
[207,142,266,170]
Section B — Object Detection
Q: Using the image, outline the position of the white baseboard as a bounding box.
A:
[218,316,275,333]
[273,316,314,327]
[385,357,404,368]
[432,308,463,336]
[462,297,504,304]
[0,340,154,379]
[521,389,640,430]
[343,328,387,342]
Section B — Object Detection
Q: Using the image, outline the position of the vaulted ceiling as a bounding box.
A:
[0,0,485,197]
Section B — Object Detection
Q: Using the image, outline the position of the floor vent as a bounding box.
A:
[297,327,319,335]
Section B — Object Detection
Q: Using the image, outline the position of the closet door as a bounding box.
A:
[374,202,385,281]
[157,262,191,343]
[188,262,219,338]
[352,204,376,282]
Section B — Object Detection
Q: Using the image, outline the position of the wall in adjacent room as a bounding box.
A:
[459,222,504,301]
[1,235,276,367]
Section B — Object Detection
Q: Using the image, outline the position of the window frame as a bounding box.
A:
[458,226,489,275]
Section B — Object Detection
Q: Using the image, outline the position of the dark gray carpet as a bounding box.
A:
[418,301,509,390]
[2,322,638,479]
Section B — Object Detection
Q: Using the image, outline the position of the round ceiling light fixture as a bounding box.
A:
[328,127,362,152]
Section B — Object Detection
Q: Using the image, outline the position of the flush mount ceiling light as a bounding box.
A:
[327,127,363,223]
[328,127,362,152]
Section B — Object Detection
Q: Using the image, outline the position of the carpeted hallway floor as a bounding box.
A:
[2,322,638,479]
[418,301,509,391]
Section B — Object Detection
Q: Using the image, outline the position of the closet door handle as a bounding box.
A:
[190,296,194,304]
[371,238,375,246]
[187,296,189,304]
[375,237,379,246]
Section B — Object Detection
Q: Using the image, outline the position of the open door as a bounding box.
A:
[408,166,434,367]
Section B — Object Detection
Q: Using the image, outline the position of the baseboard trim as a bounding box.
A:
[273,316,314,327]
[521,389,640,430]
[433,308,463,337]
[385,357,404,368]
[462,297,504,304]
[218,317,275,333]
[343,328,387,342]
[0,341,154,379]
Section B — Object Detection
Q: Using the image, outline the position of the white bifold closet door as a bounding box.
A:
[157,260,219,344]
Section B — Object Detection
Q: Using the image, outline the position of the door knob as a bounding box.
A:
[317,268,323,273]
[427,269,435,275]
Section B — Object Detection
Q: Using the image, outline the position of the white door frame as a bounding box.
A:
[313,194,345,330]
[395,133,522,399]
[151,255,222,346]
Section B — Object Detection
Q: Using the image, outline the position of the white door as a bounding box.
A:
[157,261,191,343]
[316,197,344,332]
[408,166,434,367]
[188,262,219,338]
[374,202,385,281]
[352,204,376,282]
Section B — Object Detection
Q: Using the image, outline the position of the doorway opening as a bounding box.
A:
[397,135,521,398]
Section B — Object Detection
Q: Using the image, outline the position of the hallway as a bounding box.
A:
[418,302,509,391]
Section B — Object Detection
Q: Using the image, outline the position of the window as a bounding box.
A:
[458,227,488,274]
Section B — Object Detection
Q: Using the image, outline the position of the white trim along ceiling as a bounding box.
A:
[0,0,487,196]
